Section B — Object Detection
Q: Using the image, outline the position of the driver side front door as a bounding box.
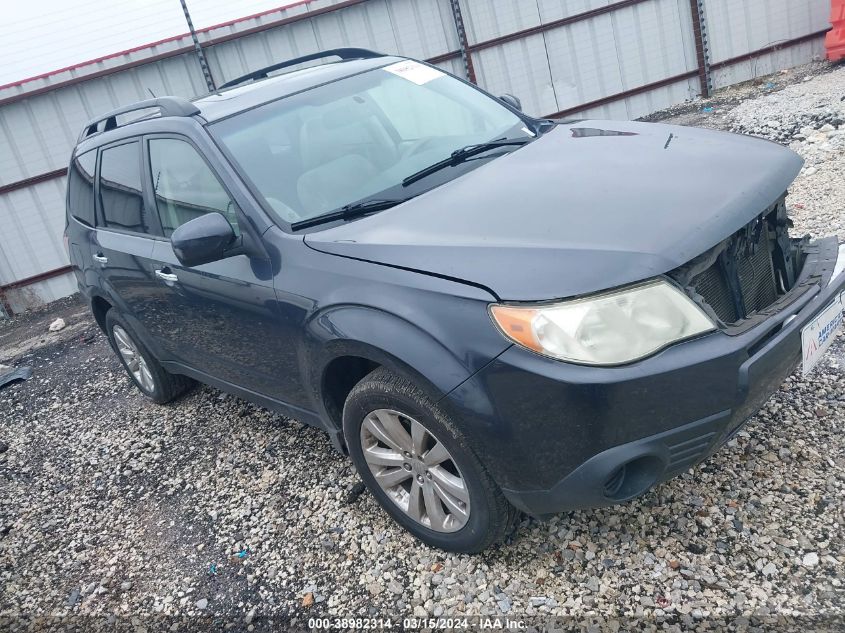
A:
[138,135,301,403]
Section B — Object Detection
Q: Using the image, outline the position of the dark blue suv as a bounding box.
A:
[65,49,845,552]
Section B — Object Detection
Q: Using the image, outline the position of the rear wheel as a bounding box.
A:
[343,367,517,553]
[105,310,193,404]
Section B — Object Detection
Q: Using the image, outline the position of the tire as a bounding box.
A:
[343,367,517,553]
[105,309,194,404]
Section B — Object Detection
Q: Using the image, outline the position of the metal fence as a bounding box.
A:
[0,0,830,315]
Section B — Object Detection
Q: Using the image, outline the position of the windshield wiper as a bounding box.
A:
[402,137,532,187]
[291,198,409,230]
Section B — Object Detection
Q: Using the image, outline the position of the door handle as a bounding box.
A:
[155,268,178,283]
[93,254,108,265]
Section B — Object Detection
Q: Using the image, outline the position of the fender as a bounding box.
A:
[307,305,474,398]
[304,304,511,452]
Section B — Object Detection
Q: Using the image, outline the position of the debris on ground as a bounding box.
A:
[728,68,845,145]
[0,363,32,390]
[48,318,66,332]
[344,481,367,504]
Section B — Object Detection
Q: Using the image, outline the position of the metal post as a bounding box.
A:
[179,0,217,92]
[449,0,477,84]
[689,0,712,98]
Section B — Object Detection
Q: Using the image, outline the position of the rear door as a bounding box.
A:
[139,134,293,400]
[92,139,161,340]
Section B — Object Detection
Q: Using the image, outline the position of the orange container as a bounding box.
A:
[826,0,845,61]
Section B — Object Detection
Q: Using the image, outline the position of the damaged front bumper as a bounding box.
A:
[443,238,845,517]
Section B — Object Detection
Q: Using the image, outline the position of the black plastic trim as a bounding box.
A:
[219,48,384,89]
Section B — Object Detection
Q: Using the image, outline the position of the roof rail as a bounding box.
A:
[78,96,201,142]
[219,48,384,89]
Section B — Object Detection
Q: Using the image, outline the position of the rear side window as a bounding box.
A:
[99,141,150,233]
[148,138,240,237]
[67,151,96,226]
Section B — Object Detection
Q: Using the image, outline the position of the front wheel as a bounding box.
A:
[343,367,517,553]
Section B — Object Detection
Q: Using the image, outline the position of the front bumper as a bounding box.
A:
[443,241,845,517]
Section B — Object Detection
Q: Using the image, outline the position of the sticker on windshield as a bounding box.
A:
[383,60,444,85]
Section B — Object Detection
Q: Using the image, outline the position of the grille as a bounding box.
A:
[689,221,779,325]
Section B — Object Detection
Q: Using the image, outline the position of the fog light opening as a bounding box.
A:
[602,455,663,501]
[603,464,626,497]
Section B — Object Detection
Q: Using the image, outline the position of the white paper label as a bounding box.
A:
[801,297,844,376]
[383,60,444,85]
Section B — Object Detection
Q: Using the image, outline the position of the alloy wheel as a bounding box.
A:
[360,408,470,532]
[112,325,155,393]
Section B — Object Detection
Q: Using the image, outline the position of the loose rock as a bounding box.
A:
[48,318,66,332]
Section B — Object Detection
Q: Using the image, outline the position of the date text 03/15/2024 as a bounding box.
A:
[307,617,528,629]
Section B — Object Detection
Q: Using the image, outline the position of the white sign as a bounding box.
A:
[801,295,844,376]
[383,60,444,85]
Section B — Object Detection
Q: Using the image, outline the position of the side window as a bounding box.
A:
[67,150,96,226]
[148,138,240,238]
[99,141,150,233]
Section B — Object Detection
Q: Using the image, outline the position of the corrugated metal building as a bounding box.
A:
[0,0,831,315]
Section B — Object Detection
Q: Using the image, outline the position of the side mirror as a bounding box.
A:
[171,212,237,267]
[499,94,522,112]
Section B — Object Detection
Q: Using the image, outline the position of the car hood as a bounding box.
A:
[304,120,803,301]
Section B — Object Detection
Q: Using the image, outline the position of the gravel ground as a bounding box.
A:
[2,63,845,631]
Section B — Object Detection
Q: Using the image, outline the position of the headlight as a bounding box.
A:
[489,279,715,365]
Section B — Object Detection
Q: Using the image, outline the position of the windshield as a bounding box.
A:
[210,60,528,227]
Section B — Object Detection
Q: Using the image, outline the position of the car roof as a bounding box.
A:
[194,55,403,122]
